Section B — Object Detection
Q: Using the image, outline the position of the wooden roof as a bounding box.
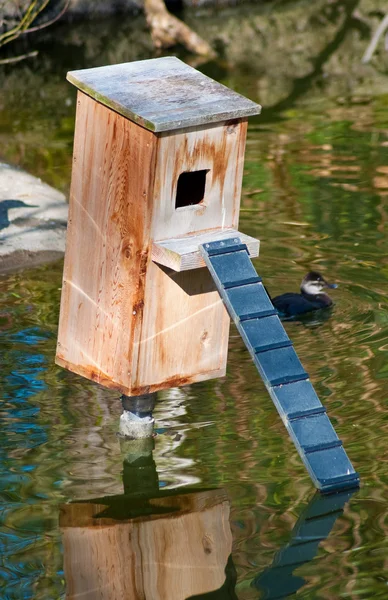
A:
[67,57,261,132]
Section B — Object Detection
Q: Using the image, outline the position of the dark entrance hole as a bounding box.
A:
[175,170,209,209]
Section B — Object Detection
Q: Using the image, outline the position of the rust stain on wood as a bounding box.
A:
[233,119,248,225]
[152,120,246,242]
[169,127,232,204]
[57,96,247,395]
[56,91,157,392]
[55,355,125,393]
[130,367,226,396]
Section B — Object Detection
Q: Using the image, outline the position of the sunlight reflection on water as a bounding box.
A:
[1,53,388,600]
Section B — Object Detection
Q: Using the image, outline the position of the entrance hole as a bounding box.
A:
[175,170,209,209]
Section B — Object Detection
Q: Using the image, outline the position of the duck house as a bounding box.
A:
[56,57,261,395]
[56,57,359,494]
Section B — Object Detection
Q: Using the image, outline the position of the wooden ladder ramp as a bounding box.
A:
[200,237,360,494]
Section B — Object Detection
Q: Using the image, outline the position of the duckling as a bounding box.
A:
[271,271,338,318]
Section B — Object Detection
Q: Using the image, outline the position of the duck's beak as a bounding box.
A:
[325,281,338,289]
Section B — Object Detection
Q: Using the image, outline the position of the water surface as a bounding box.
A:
[1,7,388,599]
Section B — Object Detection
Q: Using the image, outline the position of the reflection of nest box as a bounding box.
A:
[60,489,232,600]
[56,57,261,395]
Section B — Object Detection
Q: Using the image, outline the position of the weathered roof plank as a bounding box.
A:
[67,57,261,132]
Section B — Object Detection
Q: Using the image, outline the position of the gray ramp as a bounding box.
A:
[252,489,356,598]
[200,237,360,494]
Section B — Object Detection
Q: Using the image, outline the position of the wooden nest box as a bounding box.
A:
[56,57,261,395]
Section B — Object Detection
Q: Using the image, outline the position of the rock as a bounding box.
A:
[0,163,68,273]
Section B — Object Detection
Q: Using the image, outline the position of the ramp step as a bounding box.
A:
[208,248,261,288]
[288,412,338,448]
[225,282,277,320]
[318,473,361,493]
[254,345,309,386]
[200,237,360,494]
[241,315,292,352]
[270,379,323,420]
[303,440,343,454]
[223,276,262,289]
[205,242,248,255]
[287,406,327,420]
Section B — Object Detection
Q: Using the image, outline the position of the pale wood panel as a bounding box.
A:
[57,97,250,394]
[131,261,230,390]
[56,92,157,393]
[152,119,248,241]
[67,57,261,132]
[61,490,232,600]
[130,121,248,390]
[152,227,260,271]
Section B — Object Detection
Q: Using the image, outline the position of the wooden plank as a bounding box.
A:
[57,100,249,395]
[131,261,230,391]
[151,120,248,241]
[60,490,232,600]
[67,57,261,132]
[56,91,158,394]
[129,121,248,390]
[152,228,260,271]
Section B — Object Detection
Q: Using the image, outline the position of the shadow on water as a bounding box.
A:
[280,307,334,328]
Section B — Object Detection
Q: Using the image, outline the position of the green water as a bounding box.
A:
[1,7,388,599]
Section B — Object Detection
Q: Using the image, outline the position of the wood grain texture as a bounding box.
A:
[56,91,157,393]
[61,491,232,600]
[67,57,261,132]
[152,119,248,241]
[152,228,260,271]
[131,262,229,390]
[129,121,248,390]
[56,94,249,394]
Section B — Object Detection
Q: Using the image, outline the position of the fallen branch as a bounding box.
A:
[362,13,388,63]
[0,50,38,64]
[21,0,71,34]
[143,0,215,57]
[0,0,69,49]
[0,0,51,47]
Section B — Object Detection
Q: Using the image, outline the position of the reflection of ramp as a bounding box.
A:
[200,238,359,494]
[252,489,356,599]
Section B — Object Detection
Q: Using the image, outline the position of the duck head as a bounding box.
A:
[300,271,338,296]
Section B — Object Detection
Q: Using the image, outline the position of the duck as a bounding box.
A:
[271,271,338,318]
